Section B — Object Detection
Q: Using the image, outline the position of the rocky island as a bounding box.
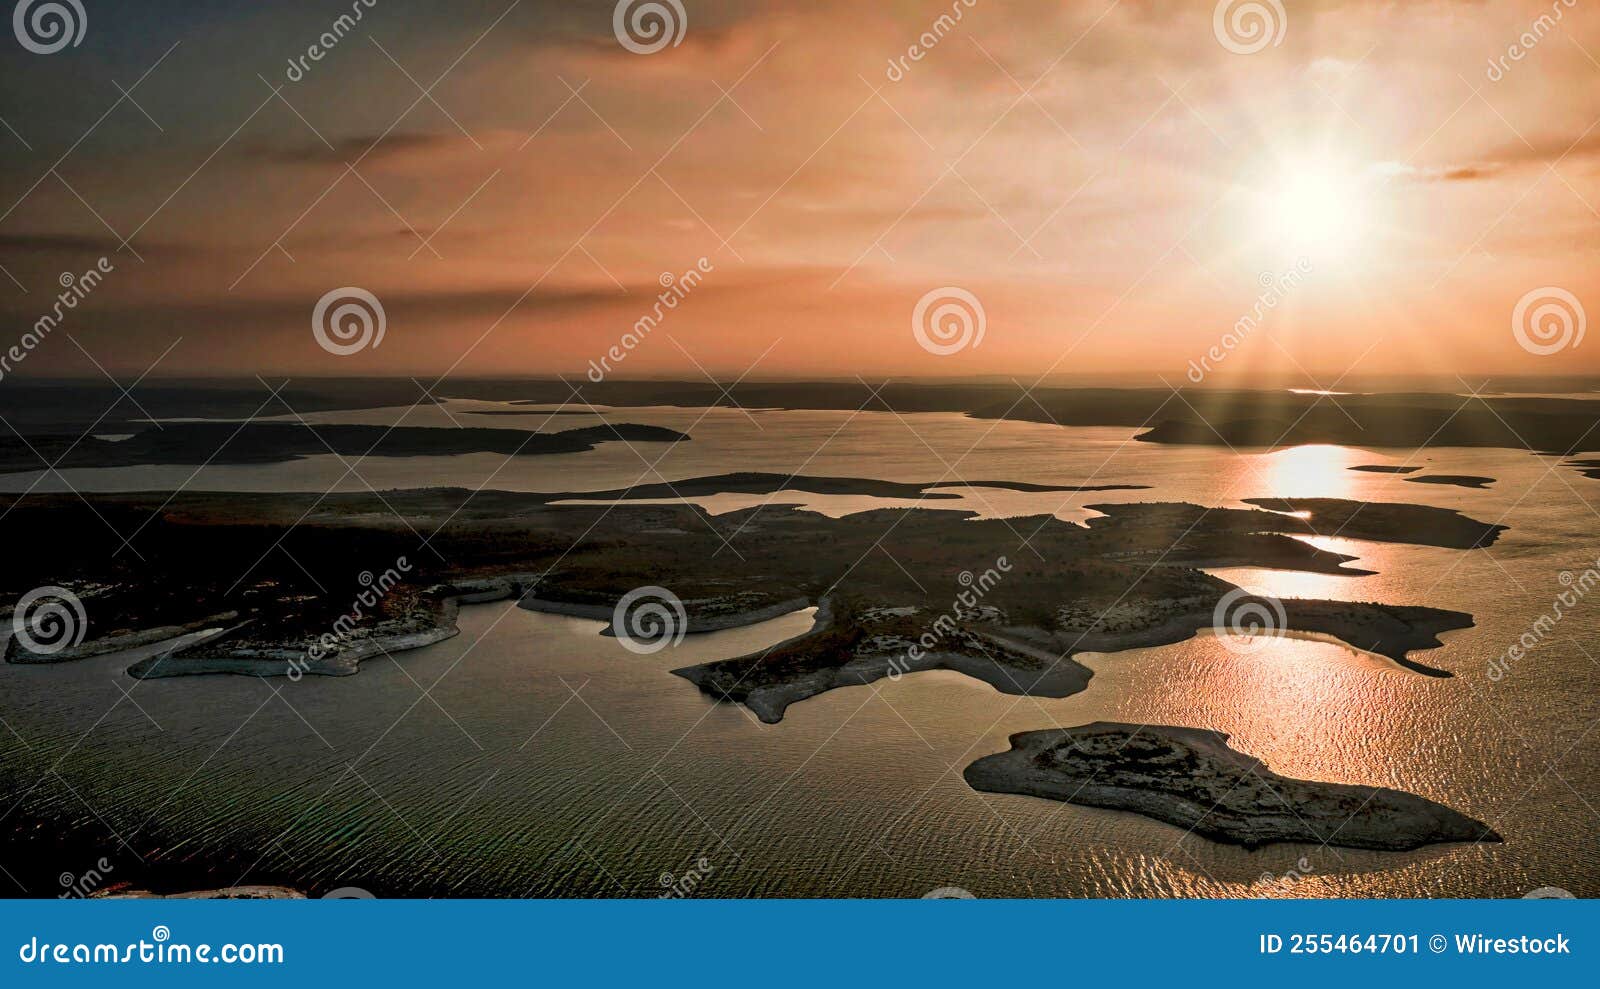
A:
[964,723,1500,850]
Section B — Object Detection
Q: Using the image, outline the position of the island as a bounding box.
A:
[1239,498,1505,549]
[963,723,1500,850]
[1404,475,1497,489]
[464,409,601,416]
[0,422,689,475]
[1350,465,1423,474]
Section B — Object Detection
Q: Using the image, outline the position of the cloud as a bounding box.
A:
[239,131,493,169]
[1378,132,1600,184]
[1372,162,1503,182]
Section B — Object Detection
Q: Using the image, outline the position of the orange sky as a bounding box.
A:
[0,0,1597,384]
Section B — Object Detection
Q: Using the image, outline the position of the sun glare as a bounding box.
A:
[1254,156,1371,261]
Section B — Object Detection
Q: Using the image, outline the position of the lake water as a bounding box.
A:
[1,402,1596,897]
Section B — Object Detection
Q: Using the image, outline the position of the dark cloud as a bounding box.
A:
[1408,132,1600,183]
[238,132,472,168]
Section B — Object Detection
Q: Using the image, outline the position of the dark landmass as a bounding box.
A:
[675,583,1466,722]
[1239,498,1506,549]
[11,379,1600,457]
[547,471,1148,503]
[1083,503,1378,575]
[0,479,1505,881]
[0,379,440,436]
[929,480,1150,493]
[1,490,1487,704]
[1124,392,1600,453]
[1351,465,1423,474]
[964,723,1500,851]
[463,410,601,417]
[1404,475,1496,489]
[429,380,1600,454]
[1561,459,1600,479]
[0,422,687,474]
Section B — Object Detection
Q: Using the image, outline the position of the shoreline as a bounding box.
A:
[4,612,240,665]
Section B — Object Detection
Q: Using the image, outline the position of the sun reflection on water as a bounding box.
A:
[1253,444,1360,500]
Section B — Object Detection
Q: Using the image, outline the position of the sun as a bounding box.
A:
[1253,155,1371,261]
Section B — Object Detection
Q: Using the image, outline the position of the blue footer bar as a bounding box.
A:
[4,899,1590,985]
